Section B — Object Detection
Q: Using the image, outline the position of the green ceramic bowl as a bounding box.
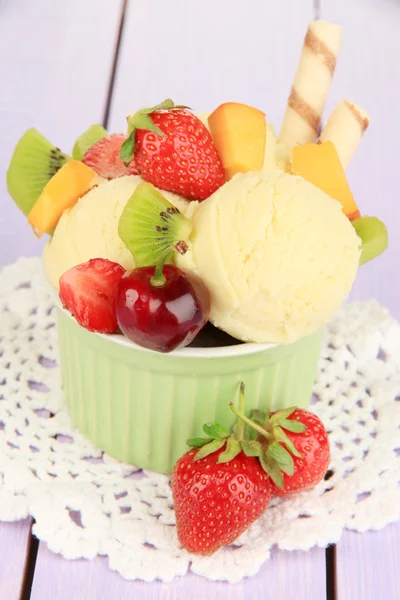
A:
[55,303,323,474]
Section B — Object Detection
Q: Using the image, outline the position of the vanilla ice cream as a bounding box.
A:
[180,170,360,344]
[43,175,192,289]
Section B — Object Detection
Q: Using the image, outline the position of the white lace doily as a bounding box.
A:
[0,257,399,583]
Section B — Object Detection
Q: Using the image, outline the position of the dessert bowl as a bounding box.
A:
[53,291,323,474]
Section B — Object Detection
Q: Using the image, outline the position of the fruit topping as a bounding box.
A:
[171,383,331,555]
[28,160,98,237]
[208,102,266,180]
[7,128,70,216]
[59,258,125,333]
[352,215,388,265]
[118,182,192,267]
[115,264,210,353]
[83,133,139,179]
[120,99,225,200]
[171,384,271,554]
[72,124,108,161]
[291,141,360,220]
[237,405,331,496]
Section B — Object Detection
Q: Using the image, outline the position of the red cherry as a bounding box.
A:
[115,265,210,353]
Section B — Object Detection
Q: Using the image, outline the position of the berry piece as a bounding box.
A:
[83,134,139,179]
[172,384,271,555]
[120,99,225,200]
[59,258,125,333]
[115,264,210,352]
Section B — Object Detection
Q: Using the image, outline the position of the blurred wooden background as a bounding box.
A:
[0,0,399,318]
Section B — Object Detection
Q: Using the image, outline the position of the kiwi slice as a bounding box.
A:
[118,182,193,267]
[352,216,388,265]
[72,124,108,160]
[7,128,70,216]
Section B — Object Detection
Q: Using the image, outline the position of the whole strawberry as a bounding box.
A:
[120,99,225,200]
[171,384,271,555]
[246,407,330,496]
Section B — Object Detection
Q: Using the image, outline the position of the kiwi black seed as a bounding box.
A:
[7,128,70,216]
[118,182,193,267]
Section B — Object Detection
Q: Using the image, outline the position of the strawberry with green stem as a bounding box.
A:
[172,383,330,554]
[230,403,331,496]
[172,383,271,555]
[120,99,225,200]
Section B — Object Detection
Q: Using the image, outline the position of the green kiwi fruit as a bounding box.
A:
[118,182,193,267]
[352,216,388,265]
[72,124,108,160]
[7,128,70,216]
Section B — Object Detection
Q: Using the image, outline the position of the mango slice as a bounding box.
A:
[28,160,98,237]
[208,102,266,181]
[291,141,360,221]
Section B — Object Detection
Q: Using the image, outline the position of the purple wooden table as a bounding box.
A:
[1,0,399,598]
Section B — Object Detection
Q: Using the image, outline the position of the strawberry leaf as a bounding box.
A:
[218,438,241,463]
[187,437,212,448]
[140,98,175,115]
[194,438,226,460]
[280,419,306,433]
[269,406,297,425]
[202,423,229,439]
[240,440,262,457]
[250,409,269,425]
[260,452,284,489]
[245,426,257,441]
[274,427,302,458]
[267,441,293,467]
[279,459,295,476]
[120,132,136,165]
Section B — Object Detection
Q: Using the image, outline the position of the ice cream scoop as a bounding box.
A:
[178,170,361,344]
[43,175,192,289]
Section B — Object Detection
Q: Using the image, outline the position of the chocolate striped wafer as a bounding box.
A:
[320,100,370,168]
[279,21,343,152]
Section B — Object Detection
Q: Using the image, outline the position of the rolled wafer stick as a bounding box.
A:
[319,100,370,168]
[279,20,343,152]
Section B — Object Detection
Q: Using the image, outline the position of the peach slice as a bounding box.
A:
[291,141,360,220]
[208,102,266,180]
[28,160,98,237]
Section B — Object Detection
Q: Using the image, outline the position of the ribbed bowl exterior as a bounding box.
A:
[56,307,323,474]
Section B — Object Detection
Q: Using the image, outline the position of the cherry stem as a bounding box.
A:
[229,402,272,440]
[150,248,172,287]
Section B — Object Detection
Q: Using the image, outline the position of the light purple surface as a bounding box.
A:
[0,0,399,597]
[336,526,400,600]
[30,543,327,600]
[0,519,32,599]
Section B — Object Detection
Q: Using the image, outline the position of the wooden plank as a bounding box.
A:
[108,0,313,131]
[30,542,326,599]
[335,523,400,600]
[0,0,124,267]
[0,519,33,600]
[320,0,400,319]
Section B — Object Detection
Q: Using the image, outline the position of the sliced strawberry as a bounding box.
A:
[59,259,125,333]
[83,134,139,179]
